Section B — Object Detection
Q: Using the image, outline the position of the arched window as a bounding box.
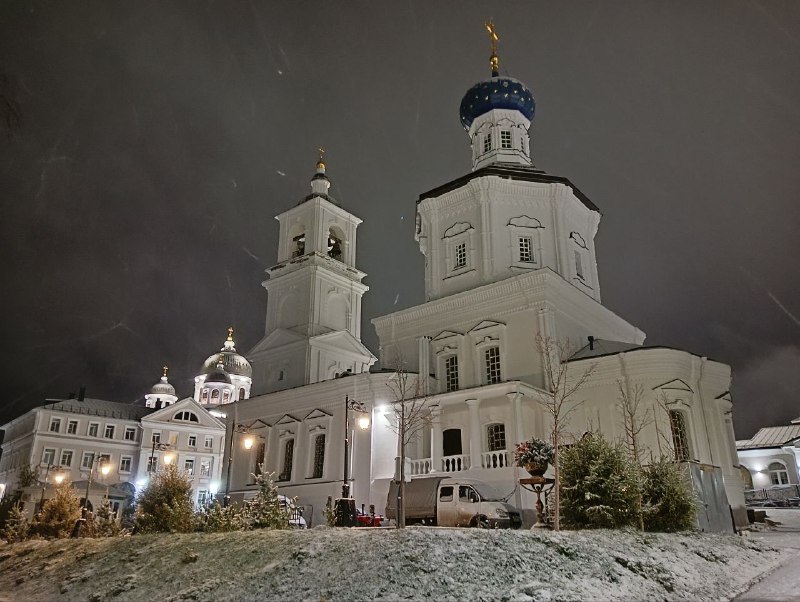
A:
[239,387,246,400]
[279,439,295,482]
[174,411,199,423]
[327,227,344,261]
[486,423,506,452]
[222,390,230,403]
[200,389,209,403]
[211,389,220,402]
[312,434,325,479]
[740,466,754,489]
[668,410,691,462]
[768,462,790,485]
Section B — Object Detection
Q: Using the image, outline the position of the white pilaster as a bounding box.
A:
[466,398,482,469]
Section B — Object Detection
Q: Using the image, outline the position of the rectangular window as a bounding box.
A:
[146,456,158,473]
[574,250,584,279]
[152,432,161,444]
[119,456,132,473]
[454,242,467,270]
[60,450,73,467]
[279,439,294,481]
[439,486,454,502]
[312,435,325,479]
[483,133,491,153]
[669,410,691,462]
[42,448,56,465]
[81,452,95,470]
[500,130,511,149]
[518,236,533,263]
[445,355,459,392]
[197,490,208,507]
[254,442,266,477]
[188,435,197,448]
[169,432,178,446]
[98,453,111,466]
[104,425,115,439]
[487,424,506,452]
[204,436,213,450]
[49,418,61,433]
[67,420,78,435]
[88,423,99,437]
[184,459,195,476]
[485,346,501,384]
[124,427,136,441]
[199,458,212,477]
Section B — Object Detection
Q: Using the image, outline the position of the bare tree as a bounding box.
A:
[533,334,597,531]
[385,361,433,529]
[616,380,651,531]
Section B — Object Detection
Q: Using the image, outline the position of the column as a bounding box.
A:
[418,336,432,395]
[430,406,442,473]
[466,398,482,470]
[506,392,524,447]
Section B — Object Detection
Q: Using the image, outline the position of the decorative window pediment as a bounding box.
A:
[469,320,506,334]
[570,232,587,249]
[508,215,543,229]
[432,330,462,342]
[305,408,333,435]
[654,379,694,393]
[443,222,473,239]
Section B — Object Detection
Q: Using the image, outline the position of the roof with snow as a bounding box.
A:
[569,339,642,361]
[42,397,154,421]
[736,424,800,450]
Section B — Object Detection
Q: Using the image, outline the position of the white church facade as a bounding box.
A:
[223,33,746,530]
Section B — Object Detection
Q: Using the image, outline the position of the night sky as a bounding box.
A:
[1,2,798,439]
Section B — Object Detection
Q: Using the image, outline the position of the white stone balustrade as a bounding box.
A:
[441,454,470,473]
[481,450,510,469]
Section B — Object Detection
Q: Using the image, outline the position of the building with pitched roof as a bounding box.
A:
[737,418,800,496]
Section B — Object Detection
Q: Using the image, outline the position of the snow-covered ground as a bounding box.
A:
[0,527,788,601]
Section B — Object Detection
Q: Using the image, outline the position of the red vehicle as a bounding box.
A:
[356,509,384,527]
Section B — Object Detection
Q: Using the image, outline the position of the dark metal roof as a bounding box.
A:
[417,164,600,213]
[737,425,800,450]
[41,398,154,420]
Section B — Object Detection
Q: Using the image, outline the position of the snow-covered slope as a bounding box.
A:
[0,527,786,601]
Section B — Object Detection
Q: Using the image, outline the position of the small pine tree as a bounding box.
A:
[136,464,195,533]
[92,499,123,537]
[642,456,697,532]
[560,433,639,529]
[245,467,290,530]
[1,504,30,543]
[30,481,81,539]
[17,465,37,488]
[199,501,247,533]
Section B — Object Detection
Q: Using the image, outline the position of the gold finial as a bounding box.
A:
[162,365,169,378]
[227,326,234,341]
[485,20,500,76]
[316,147,326,171]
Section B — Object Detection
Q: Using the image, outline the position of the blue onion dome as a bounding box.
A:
[459,76,535,131]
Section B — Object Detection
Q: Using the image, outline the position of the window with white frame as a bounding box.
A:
[174,411,199,422]
[518,236,533,263]
[98,453,111,467]
[486,423,506,452]
[152,431,161,444]
[60,450,73,467]
[769,462,790,485]
[81,452,95,470]
[312,434,325,479]
[485,346,502,384]
[184,458,195,476]
[197,490,209,507]
[279,439,294,482]
[119,456,132,473]
[211,390,220,403]
[500,130,511,149]
[67,420,78,435]
[188,435,197,448]
[49,418,61,433]
[483,133,491,153]
[204,436,213,450]
[222,390,230,403]
[146,456,158,473]
[454,242,467,270]
[668,410,691,462]
[104,424,115,439]
[124,427,136,441]
[445,355,459,392]
[239,387,246,400]
[201,389,209,403]
[199,458,212,477]
[88,422,99,437]
[42,448,56,465]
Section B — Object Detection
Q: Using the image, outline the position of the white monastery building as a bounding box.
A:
[1,29,747,530]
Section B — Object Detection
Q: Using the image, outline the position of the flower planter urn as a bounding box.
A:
[524,461,548,477]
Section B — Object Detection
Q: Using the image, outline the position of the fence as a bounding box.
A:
[745,484,800,507]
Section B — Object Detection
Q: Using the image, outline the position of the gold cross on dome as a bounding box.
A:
[227,326,234,340]
[162,365,169,377]
[485,20,500,75]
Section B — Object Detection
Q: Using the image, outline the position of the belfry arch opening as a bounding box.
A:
[327,226,344,261]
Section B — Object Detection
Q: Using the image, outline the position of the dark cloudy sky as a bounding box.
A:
[1,1,798,439]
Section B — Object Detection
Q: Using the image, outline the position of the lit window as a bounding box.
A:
[211,390,220,402]
[67,420,78,435]
[81,452,95,470]
[200,458,212,477]
[204,436,213,449]
[668,410,691,462]
[239,387,246,400]
[485,346,501,384]
[518,236,533,263]
[88,423,99,437]
[184,459,195,476]
[104,425,115,439]
[119,456,132,473]
[487,423,506,452]
[201,389,209,403]
[124,427,136,441]
[222,390,230,403]
[445,355,459,392]
[49,418,61,433]
[769,462,790,485]
[454,242,467,270]
[483,133,491,153]
[574,250,584,279]
[312,435,325,479]
[60,450,73,467]
[279,439,294,482]
[500,130,511,149]
[42,448,56,465]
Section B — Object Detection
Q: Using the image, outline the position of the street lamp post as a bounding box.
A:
[38,463,64,510]
[336,395,370,526]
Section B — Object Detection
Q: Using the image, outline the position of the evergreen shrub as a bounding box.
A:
[135,465,195,533]
[30,480,81,539]
[642,456,697,532]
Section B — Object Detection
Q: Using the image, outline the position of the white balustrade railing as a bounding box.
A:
[410,458,432,476]
[441,454,470,473]
[481,450,510,469]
